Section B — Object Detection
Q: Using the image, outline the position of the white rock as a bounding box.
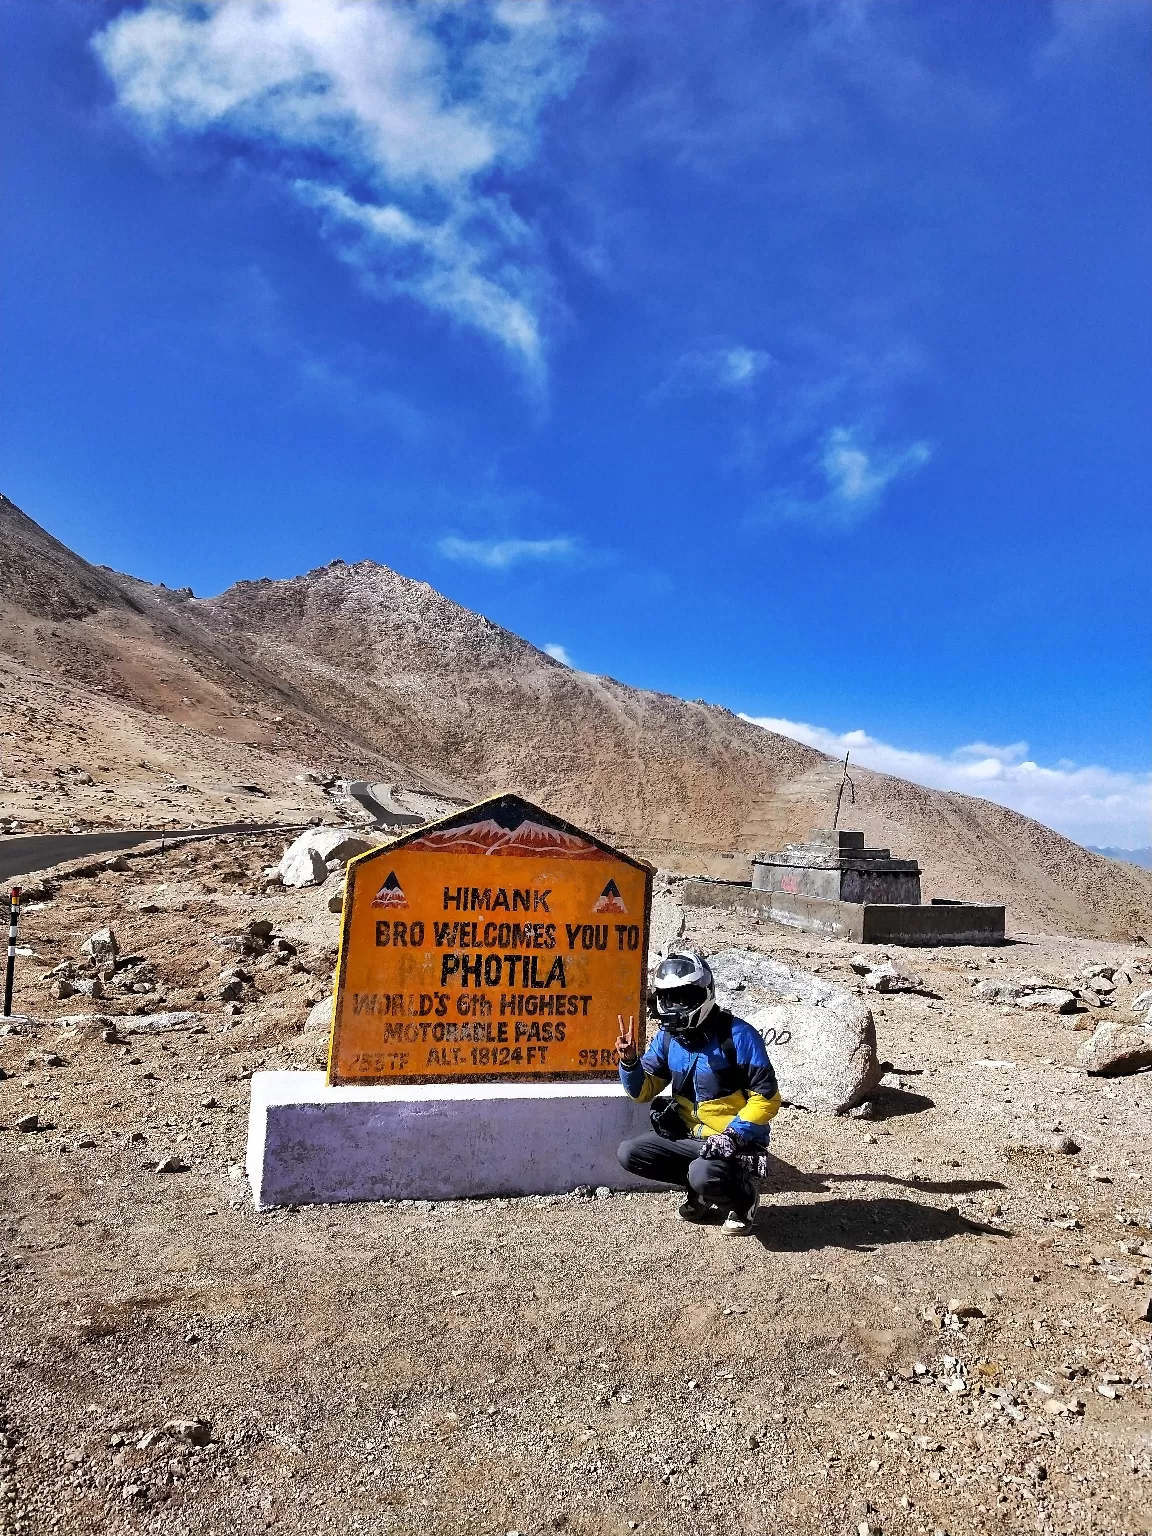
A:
[1015,989,1077,1014]
[79,927,118,962]
[277,828,374,887]
[1132,989,1152,1011]
[972,979,1027,1003]
[306,996,333,1033]
[125,1012,206,1035]
[1077,1021,1152,1077]
[864,963,925,994]
[709,949,881,1113]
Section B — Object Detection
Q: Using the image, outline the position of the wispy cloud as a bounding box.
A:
[437,535,578,570]
[742,714,1152,849]
[654,345,774,399]
[93,0,596,380]
[544,642,573,665]
[761,425,932,527]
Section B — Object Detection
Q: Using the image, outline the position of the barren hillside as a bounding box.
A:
[2,493,1149,939]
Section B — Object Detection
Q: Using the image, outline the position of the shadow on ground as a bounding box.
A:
[859,1087,935,1120]
[757,1154,1005,1201]
[753,1195,1010,1254]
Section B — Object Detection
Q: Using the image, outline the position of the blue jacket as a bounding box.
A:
[619,1011,781,1146]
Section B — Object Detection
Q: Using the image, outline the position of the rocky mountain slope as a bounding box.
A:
[2,493,1149,939]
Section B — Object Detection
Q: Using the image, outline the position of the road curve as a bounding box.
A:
[0,824,310,885]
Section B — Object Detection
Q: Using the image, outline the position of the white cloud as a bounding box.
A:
[437,535,577,569]
[741,714,1152,850]
[765,424,932,526]
[93,0,595,378]
[544,642,573,666]
[655,345,774,398]
[1039,0,1150,70]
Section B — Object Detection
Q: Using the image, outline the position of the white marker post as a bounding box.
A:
[3,887,19,1018]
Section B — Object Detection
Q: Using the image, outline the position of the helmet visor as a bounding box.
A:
[657,982,708,1014]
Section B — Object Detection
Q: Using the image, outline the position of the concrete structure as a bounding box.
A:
[246,1072,658,1208]
[752,829,922,905]
[686,828,1005,946]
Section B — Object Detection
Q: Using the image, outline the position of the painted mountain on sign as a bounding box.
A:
[406,816,606,860]
[593,879,627,914]
[371,871,408,909]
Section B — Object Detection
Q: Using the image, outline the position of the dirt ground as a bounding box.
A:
[1,836,1150,1536]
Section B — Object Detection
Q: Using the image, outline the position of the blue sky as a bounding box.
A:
[3,1,1150,847]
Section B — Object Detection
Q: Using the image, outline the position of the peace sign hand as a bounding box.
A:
[616,1014,639,1066]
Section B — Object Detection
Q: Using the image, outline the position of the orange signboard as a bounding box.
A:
[327,795,653,1086]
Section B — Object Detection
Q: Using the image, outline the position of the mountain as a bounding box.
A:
[2,492,1151,940]
[1086,847,1152,872]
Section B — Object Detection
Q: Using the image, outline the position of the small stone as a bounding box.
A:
[164,1418,212,1445]
[155,1154,189,1173]
[594,1186,611,1199]
[43,1052,64,1067]
[972,979,1027,1003]
[15,1113,39,1133]
[122,1484,145,1501]
[848,1099,878,1120]
[1015,989,1077,1014]
[137,1429,165,1450]
[947,1299,984,1319]
[49,978,75,1000]
[865,963,925,994]
[79,927,119,963]
[200,1096,220,1109]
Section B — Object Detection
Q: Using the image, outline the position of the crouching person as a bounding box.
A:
[616,949,781,1235]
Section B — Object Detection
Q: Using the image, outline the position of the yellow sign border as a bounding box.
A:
[325,793,654,1086]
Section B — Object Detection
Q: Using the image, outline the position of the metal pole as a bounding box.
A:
[3,887,20,1018]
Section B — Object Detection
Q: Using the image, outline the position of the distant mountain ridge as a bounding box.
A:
[1086,846,1152,871]
[2,492,1151,939]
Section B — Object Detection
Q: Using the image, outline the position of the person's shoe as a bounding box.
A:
[720,1189,760,1236]
[678,1191,719,1224]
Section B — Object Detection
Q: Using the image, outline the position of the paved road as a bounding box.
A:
[346,781,425,828]
[0,823,309,885]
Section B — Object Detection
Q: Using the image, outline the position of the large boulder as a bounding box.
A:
[709,949,882,1113]
[277,828,374,888]
[1077,1021,1152,1077]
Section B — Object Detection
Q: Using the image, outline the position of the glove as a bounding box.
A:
[698,1131,744,1160]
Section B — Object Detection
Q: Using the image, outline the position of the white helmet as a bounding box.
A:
[652,949,716,1040]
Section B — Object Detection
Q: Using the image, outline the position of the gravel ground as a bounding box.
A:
[1,840,1150,1535]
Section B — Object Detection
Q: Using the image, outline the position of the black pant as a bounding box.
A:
[617,1131,754,1210]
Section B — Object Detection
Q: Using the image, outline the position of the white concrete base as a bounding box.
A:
[246,1072,657,1209]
